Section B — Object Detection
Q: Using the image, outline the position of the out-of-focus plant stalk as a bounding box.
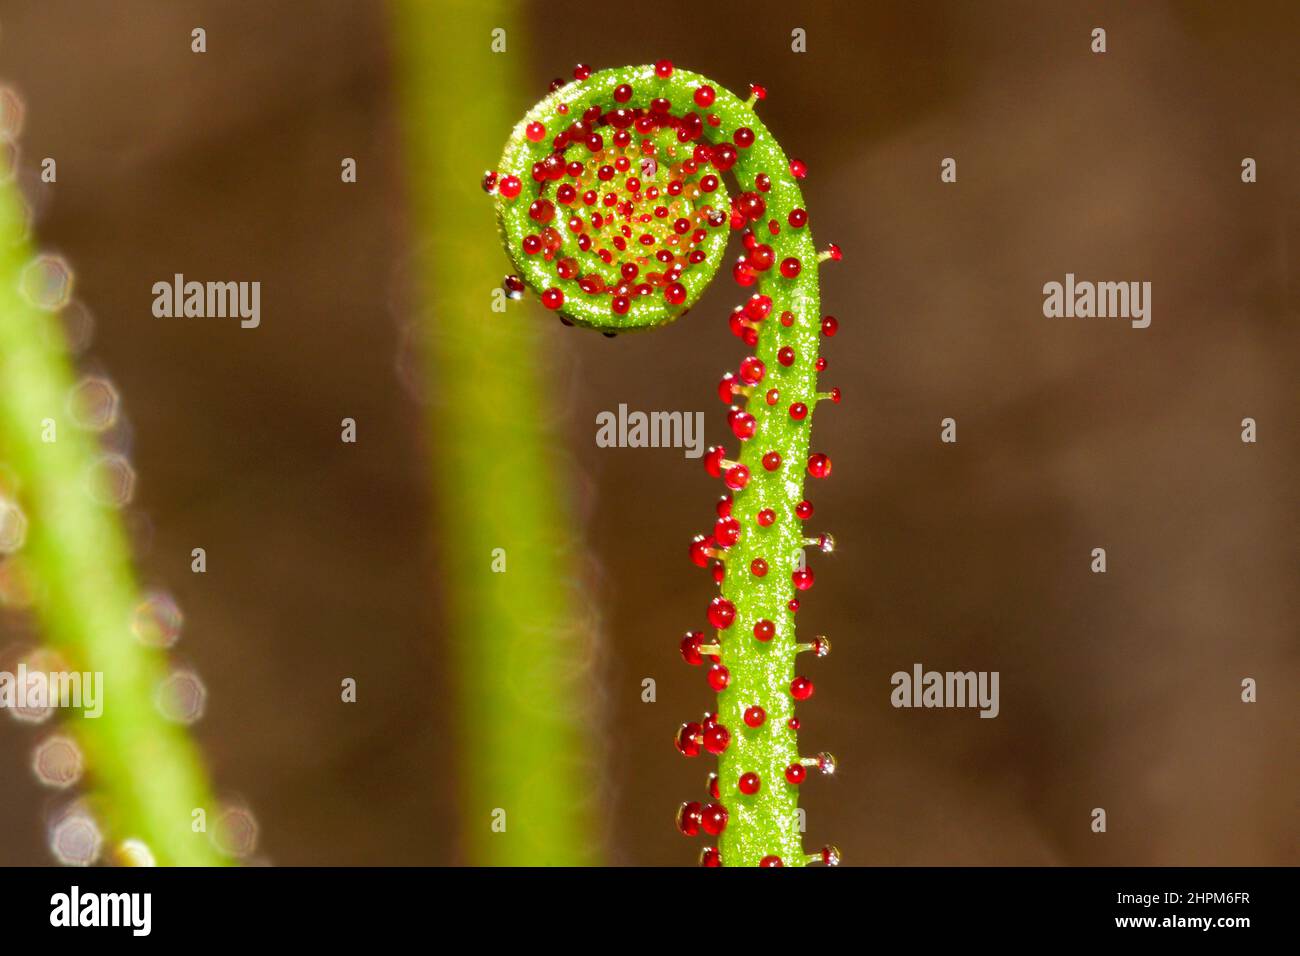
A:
[392,0,598,865]
[0,175,224,865]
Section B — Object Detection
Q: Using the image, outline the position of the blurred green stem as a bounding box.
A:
[0,174,223,864]
[392,0,598,864]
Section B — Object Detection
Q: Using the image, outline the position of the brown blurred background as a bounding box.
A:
[0,0,1296,865]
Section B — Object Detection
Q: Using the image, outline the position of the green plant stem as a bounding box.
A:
[0,175,223,865]
[493,67,830,866]
[392,0,599,865]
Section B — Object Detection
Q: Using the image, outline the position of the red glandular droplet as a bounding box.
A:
[573,63,592,80]
[733,127,755,148]
[790,402,808,421]
[792,568,814,591]
[702,724,730,755]
[777,346,795,366]
[762,451,781,471]
[780,257,802,279]
[788,208,808,228]
[785,764,806,785]
[724,464,750,490]
[499,176,522,199]
[525,121,546,142]
[654,59,674,78]
[717,372,739,403]
[676,801,702,836]
[807,453,832,479]
[714,516,741,548]
[689,534,714,567]
[700,847,721,867]
[756,509,776,527]
[738,772,761,795]
[728,310,751,340]
[703,446,727,477]
[679,631,704,666]
[711,143,738,172]
[664,282,687,306]
[759,856,783,867]
[795,500,814,520]
[707,664,730,691]
[744,295,773,321]
[753,619,775,642]
[694,85,715,107]
[729,411,756,440]
[707,597,736,629]
[700,803,729,836]
[822,315,838,336]
[750,558,768,577]
[789,158,807,178]
[791,676,814,700]
[676,722,702,757]
[716,495,732,518]
[749,83,767,101]
[541,288,564,310]
[735,192,766,222]
[827,243,843,261]
[706,772,720,798]
[743,705,766,727]
[739,356,765,385]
